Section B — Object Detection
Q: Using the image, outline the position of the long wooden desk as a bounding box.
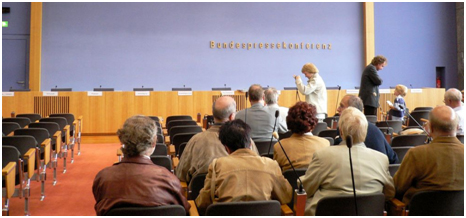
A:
[2,88,444,135]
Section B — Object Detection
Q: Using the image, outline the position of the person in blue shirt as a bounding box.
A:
[389,84,407,122]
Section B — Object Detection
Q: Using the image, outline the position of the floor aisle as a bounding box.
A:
[6,143,121,216]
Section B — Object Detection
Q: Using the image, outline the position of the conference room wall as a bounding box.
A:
[374,2,457,89]
[40,2,364,91]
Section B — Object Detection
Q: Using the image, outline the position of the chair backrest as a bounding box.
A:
[457,134,464,144]
[14,128,50,146]
[388,164,400,177]
[148,116,160,123]
[413,107,433,112]
[392,147,412,164]
[188,173,207,200]
[315,193,385,216]
[2,122,21,135]
[311,122,328,135]
[49,114,75,134]
[318,129,338,139]
[150,155,172,172]
[2,145,20,169]
[104,205,186,216]
[408,190,464,216]
[169,125,202,143]
[153,143,168,156]
[365,115,378,124]
[40,117,68,130]
[167,120,197,135]
[407,110,430,127]
[391,135,427,147]
[377,127,394,136]
[16,113,42,123]
[29,122,60,137]
[2,136,38,156]
[376,120,403,134]
[166,115,192,125]
[283,168,307,209]
[2,117,31,128]
[205,200,281,216]
[253,140,276,157]
[278,131,293,140]
[323,117,337,128]
[178,142,188,158]
[172,133,197,155]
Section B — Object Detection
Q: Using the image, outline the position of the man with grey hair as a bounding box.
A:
[444,88,464,135]
[264,87,289,130]
[176,96,259,183]
[235,84,287,141]
[93,115,190,215]
[394,105,464,205]
[334,95,398,164]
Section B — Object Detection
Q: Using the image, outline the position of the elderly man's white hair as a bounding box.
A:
[338,107,368,144]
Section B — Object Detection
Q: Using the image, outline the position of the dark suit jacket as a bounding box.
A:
[359,64,383,108]
[334,122,398,164]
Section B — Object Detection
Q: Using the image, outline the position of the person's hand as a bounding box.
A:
[293,75,299,80]
[388,105,395,109]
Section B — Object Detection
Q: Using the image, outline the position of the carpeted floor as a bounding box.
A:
[6,143,121,216]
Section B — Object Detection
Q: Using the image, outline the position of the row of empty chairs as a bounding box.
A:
[2,113,82,216]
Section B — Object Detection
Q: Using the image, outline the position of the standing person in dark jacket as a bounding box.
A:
[334,95,398,164]
[93,115,190,215]
[359,55,387,115]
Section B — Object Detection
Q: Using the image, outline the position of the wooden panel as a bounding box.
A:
[34,96,70,117]
[29,3,42,91]
[104,92,129,133]
[87,93,106,133]
[194,91,216,118]
[61,92,89,133]
[131,92,153,116]
[363,2,375,66]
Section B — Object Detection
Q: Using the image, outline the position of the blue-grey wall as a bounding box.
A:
[41,2,363,91]
[375,2,457,89]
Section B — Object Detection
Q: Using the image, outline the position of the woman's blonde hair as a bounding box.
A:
[395,84,408,97]
[301,63,319,74]
[338,107,368,144]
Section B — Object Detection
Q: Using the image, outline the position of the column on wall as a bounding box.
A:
[363,2,375,66]
[29,2,42,91]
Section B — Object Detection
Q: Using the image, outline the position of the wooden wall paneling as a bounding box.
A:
[151,91,179,126]
[2,96,16,117]
[193,91,216,117]
[87,92,106,134]
[16,91,36,114]
[327,89,343,117]
[277,90,299,108]
[131,92,153,116]
[62,92,90,134]
[178,94,194,118]
[105,92,128,133]
[421,88,445,108]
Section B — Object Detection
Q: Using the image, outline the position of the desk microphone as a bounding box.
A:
[273,132,305,194]
[409,84,413,89]
[268,110,279,155]
[346,135,358,215]
[99,85,102,88]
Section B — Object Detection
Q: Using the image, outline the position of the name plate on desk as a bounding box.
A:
[43,91,58,96]
[178,91,193,96]
[379,89,390,94]
[221,91,235,96]
[135,91,150,96]
[2,92,14,96]
[346,89,359,94]
[411,89,422,93]
[88,91,103,96]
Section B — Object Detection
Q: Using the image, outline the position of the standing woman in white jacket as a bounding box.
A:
[294,63,328,122]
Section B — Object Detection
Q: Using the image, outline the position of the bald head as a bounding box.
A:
[444,88,462,108]
[337,95,364,114]
[428,105,459,137]
[212,96,236,123]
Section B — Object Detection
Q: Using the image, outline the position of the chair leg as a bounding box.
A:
[62,143,67,174]
[70,138,75,164]
[77,134,81,156]
[52,152,58,186]
[2,198,10,216]
[40,161,46,201]
[23,179,30,215]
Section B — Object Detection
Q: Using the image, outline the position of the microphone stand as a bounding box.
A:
[402,106,432,143]
[346,135,358,216]
[268,110,279,155]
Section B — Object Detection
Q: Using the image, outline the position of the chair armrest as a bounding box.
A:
[172,156,179,169]
[180,181,188,199]
[386,198,407,216]
[24,148,37,179]
[2,162,16,199]
[401,125,407,129]
[41,138,51,165]
[7,131,14,136]
[77,115,83,133]
[188,200,199,216]
[73,120,78,137]
[64,125,70,144]
[53,130,62,154]
[393,132,399,137]
[168,144,176,155]
[280,204,293,216]
[163,128,168,136]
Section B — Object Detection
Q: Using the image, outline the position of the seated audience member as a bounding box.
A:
[264,87,289,130]
[394,105,464,205]
[300,107,395,216]
[273,102,329,171]
[176,96,259,183]
[444,88,464,135]
[235,84,287,141]
[334,95,398,164]
[195,120,292,215]
[92,115,190,215]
